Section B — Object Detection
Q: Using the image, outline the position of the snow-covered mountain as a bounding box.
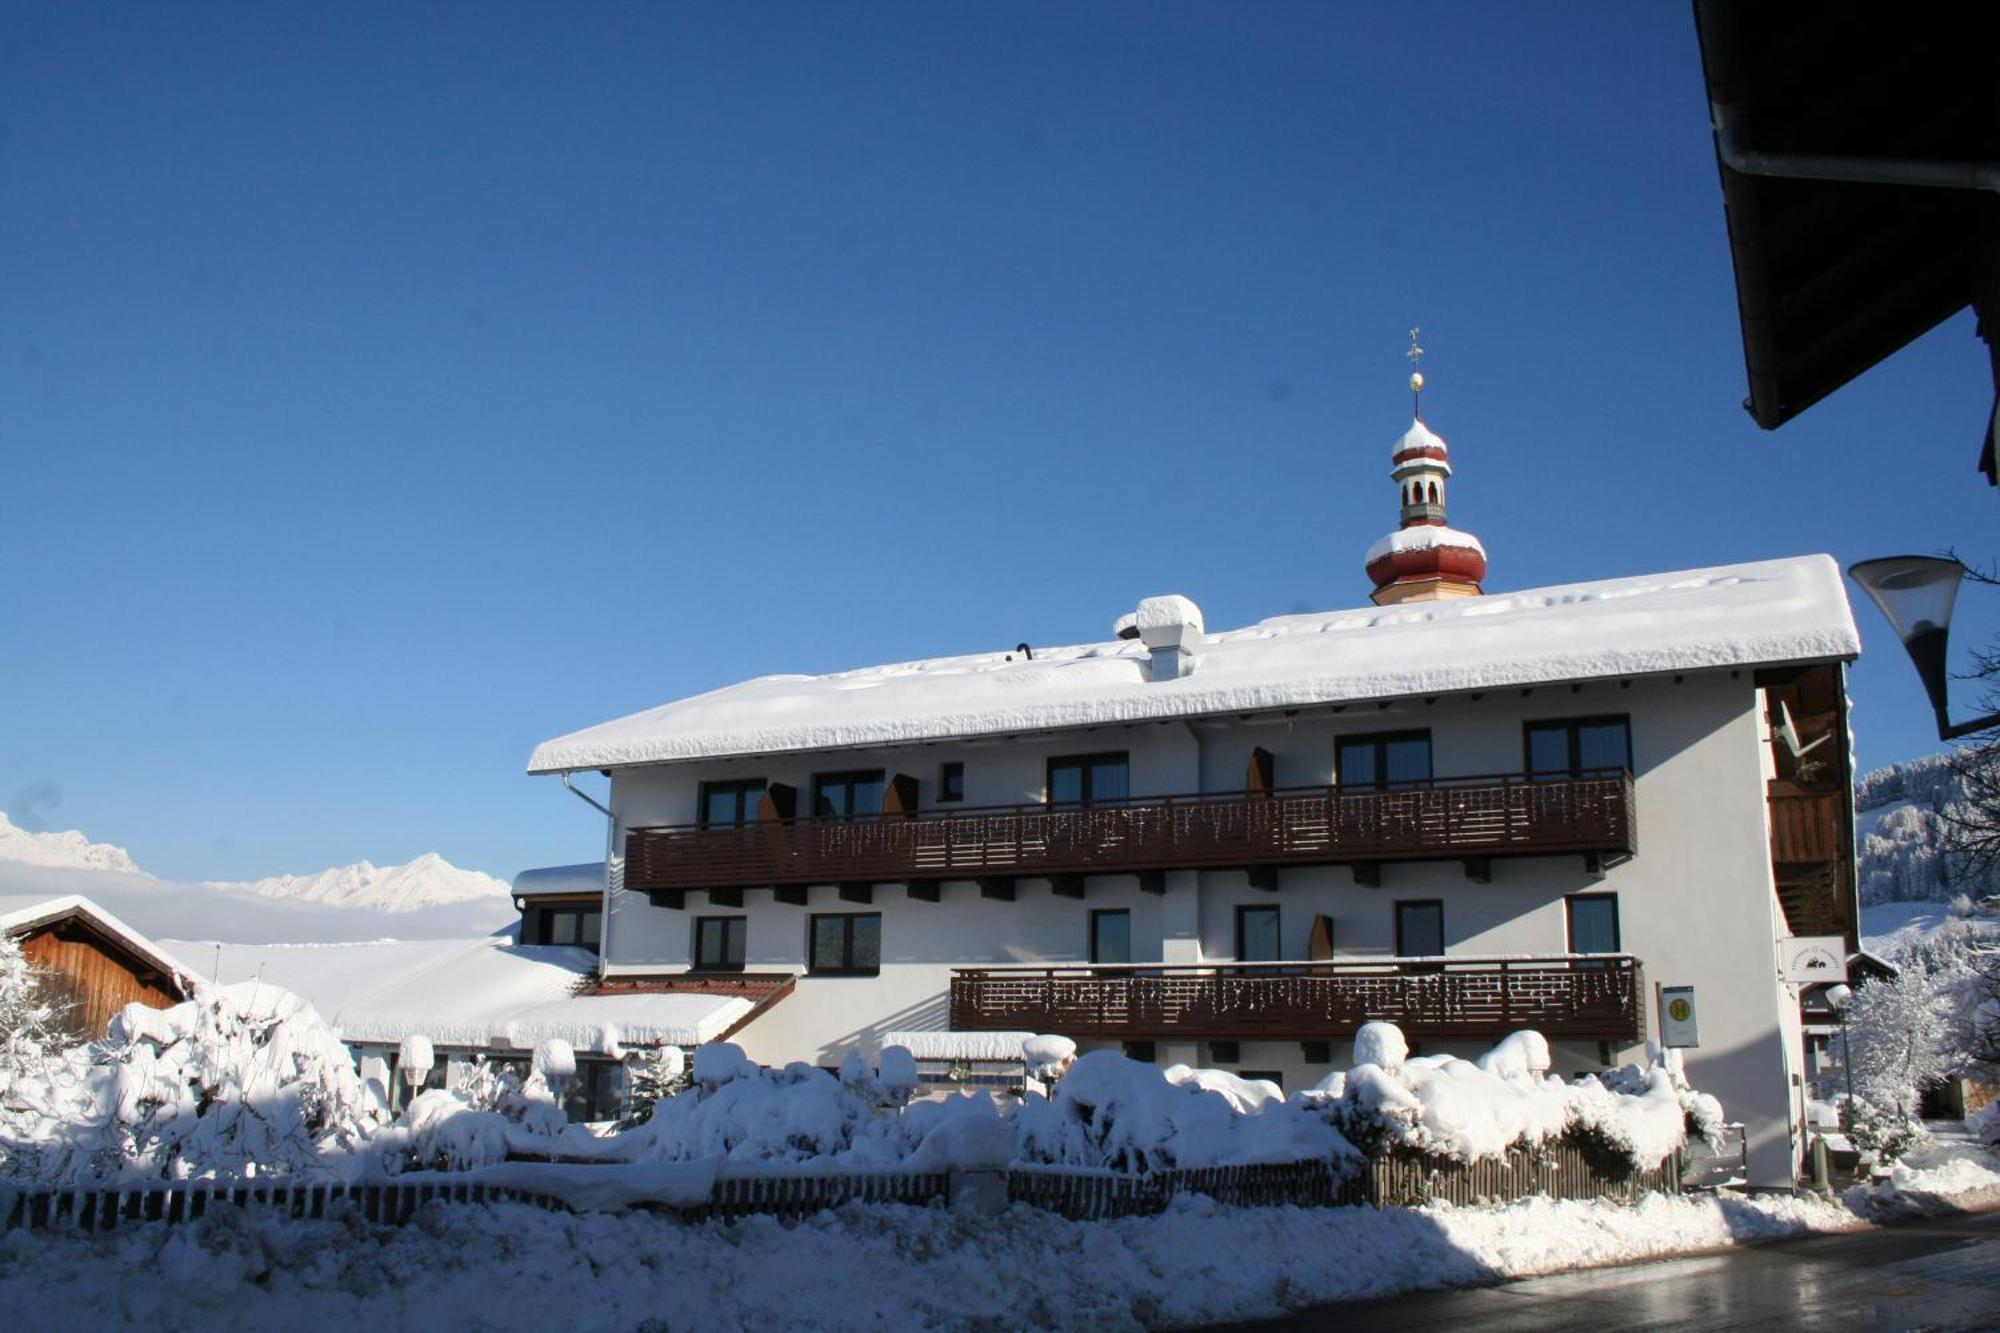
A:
[210,852,510,913]
[0,812,147,876]
[1854,753,1997,905]
[0,813,510,917]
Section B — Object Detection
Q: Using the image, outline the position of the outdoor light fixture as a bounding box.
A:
[1848,555,2000,741]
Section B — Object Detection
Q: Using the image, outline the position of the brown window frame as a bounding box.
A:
[1565,893,1621,954]
[937,761,965,803]
[698,778,768,829]
[1394,899,1445,958]
[1089,908,1132,964]
[1334,729,1434,789]
[811,770,886,821]
[807,911,882,976]
[1046,751,1131,808]
[537,904,601,952]
[692,915,747,971]
[1236,903,1281,963]
[1523,715,1632,777]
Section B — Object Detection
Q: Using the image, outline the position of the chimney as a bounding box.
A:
[1133,594,1204,681]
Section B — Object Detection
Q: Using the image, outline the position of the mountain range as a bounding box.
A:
[1,800,516,932]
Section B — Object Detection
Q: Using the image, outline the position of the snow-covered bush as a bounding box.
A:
[4,982,387,1185]
[1022,1034,1076,1084]
[1305,1026,1712,1171]
[0,932,94,1180]
[617,1044,688,1126]
[1012,1050,1352,1173]
[619,1043,973,1167]
[1839,1095,1928,1165]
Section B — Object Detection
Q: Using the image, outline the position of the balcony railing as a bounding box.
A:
[949,955,1645,1042]
[624,770,1635,894]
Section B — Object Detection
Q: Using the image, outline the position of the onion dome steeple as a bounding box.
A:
[1363,331,1488,605]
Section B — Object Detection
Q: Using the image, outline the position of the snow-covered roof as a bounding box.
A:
[527,555,1860,773]
[1364,524,1487,567]
[0,893,195,993]
[167,936,750,1053]
[1391,417,1449,461]
[512,863,606,897]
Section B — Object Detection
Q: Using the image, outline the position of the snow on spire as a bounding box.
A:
[1365,333,1487,605]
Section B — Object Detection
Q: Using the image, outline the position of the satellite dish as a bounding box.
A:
[1774,700,1831,761]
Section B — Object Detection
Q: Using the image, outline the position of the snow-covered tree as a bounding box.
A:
[1843,953,1968,1123]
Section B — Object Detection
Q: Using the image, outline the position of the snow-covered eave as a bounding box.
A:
[0,894,197,997]
[528,642,1858,776]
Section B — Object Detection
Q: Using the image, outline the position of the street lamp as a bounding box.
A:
[1848,555,2000,740]
[1824,982,1855,1115]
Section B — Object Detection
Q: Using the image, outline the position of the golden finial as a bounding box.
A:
[1406,327,1426,418]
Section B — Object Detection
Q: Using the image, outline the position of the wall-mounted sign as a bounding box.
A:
[1660,985,1700,1048]
[1779,936,1849,985]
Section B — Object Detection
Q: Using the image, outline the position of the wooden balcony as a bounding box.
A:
[624,770,1635,895]
[949,955,1645,1043]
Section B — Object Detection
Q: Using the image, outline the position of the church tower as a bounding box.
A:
[1364,332,1488,605]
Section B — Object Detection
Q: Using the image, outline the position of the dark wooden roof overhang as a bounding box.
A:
[1692,1,2000,469]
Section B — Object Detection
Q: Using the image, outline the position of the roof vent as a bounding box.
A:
[1133,594,1204,681]
[1112,612,1140,640]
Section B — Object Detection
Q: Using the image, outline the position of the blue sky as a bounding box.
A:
[2,3,1992,882]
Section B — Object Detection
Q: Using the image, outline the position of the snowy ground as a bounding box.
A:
[5,1143,1997,1331]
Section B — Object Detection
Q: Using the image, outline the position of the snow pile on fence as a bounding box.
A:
[1308,1023,1720,1169]
[2,983,387,1185]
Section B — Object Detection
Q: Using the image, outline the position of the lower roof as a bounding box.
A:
[1,893,194,995]
[172,935,749,1053]
[527,555,1859,773]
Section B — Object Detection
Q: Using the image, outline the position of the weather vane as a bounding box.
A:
[1406,327,1426,419]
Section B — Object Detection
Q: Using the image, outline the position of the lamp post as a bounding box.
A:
[1849,556,2000,741]
[1824,982,1855,1116]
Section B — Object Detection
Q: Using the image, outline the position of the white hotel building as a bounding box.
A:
[527,411,1861,1189]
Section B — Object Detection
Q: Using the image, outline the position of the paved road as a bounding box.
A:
[1235,1208,2000,1331]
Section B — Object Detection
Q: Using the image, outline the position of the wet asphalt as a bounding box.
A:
[1231,1207,2000,1331]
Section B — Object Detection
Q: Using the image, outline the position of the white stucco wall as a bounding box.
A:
[596,667,1809,1186]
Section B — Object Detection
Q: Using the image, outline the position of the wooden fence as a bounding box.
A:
[1,1178,565,1234]
[3,1143,1679,1233]
[684,1170,950,1221]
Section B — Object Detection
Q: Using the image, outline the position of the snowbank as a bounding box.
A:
[8,1153,1999,1332]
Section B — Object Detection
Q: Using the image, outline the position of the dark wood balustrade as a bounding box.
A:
[1767,788,1844,864]
[949,955,1644,1042]
[623,771,1635,894]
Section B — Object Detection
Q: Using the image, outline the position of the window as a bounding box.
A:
[1300,1041,1332,1064]
[1090,909,1132,964]
[1237,904,1281,962]
[1123,1040,1156,1062]
[538,905,601,952]
[808,912,881,975]
[1336,730,1433,788]
[938,762,965,803]
[813,770,884,820]
[1395,900,1445,958]
[1566,894,1620,955]
[1047,752,1130,808]
[694,916,747,970]
[1526,716,1632,777]
[1209,1041,1241,1064]
[560,1060,628,1124]
[1241,1070,1285,1089]
[701,779,768,828]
